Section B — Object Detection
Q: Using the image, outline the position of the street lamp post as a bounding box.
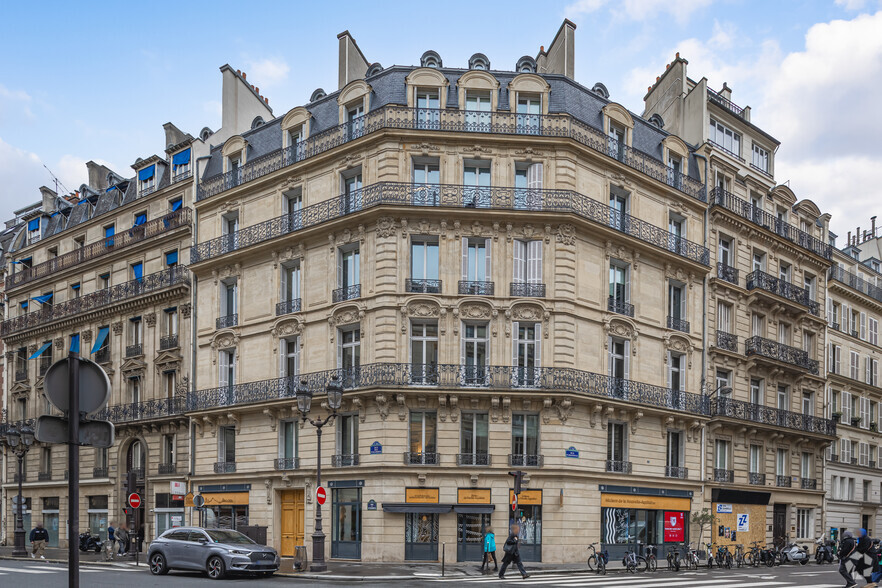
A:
[3,424,35,557]
[297,375,343,573]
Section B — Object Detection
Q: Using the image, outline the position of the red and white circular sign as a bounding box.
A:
[128,493,142,509]
[316,486,327,505]
[511,495,518,512]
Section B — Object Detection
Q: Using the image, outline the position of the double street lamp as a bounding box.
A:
[3,424,36,557]
[297,375,343,573]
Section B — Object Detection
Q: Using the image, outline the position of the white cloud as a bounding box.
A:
[0,84,34,122]
[836,0,867,10]
[566,0,714,24]
[246,58,290,88]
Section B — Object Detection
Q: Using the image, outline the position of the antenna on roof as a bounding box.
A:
[42,164,70,196]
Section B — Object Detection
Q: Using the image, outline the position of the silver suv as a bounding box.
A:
[148,527,279,579]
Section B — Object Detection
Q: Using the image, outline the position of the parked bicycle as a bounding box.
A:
[706,543,717,569]
[644,544,658,572]
[667,545,681,571]
[684,543,701,570]
[733,543,745,568]
[586,543,607,575]
[623,545,649,573]
[716,544,733,569]
[744,541,763,567]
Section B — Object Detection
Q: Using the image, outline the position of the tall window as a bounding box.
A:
[337,414,359,463]
[415,89,440,129]
[608,123,625,160]
[220,279,238,321]
[279,420,297,464]
[709,119,741,156]
[776,448,789,477]
[750,378,763,405]
[162,434,176,467]
[796,509,812,539]
[219,426,236,464]
[718,236,732,267]
[607,422,627,464]
[668,214,685,252]
[752,143,769,173]
[802,391,814,416]
[609,190,628,230]
[717,302,732,334]
[222,212,239,251]
[129,316,142,347]
[128,376,141,404]
[666,430,683,472]
[668,281,685,329]
[516,94,541,134]
[410,238,439,292]
[281,261,301,310]
[409,411,437,464]
[749,444,762,474]
[460,413,489,465]
[338,326,361,385]
[342,169,363,213]
[608,337,629,396]
[40,447,51,474]
[279,337,300,378]
[410,321,439,384]
[667,154,682,188]
[512,240,542,289]
[668,352,684,393]
[347,103,365,140]
[284,188,303,230]
[715,439,730,470]
[461,238,492,289]
[752,252,766,273]
[463,161,491,207]
[461,323,489,385]
[218,349,236,388]
[801,452,812,479]
[609,262,630,314]
[512,414,539,465]
[464,90,491,132]
[338,247,360,293]
[715,370,731,396]
[164,307,178,338]
[412,159,440,205]
[513,322,541,387]
[514,163,543,209]
[163,371,176,398]
[751,313,765,337]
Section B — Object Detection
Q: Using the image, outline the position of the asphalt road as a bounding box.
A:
[0,558,853,587]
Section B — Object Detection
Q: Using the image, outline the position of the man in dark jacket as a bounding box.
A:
[29,522,49,559]
[859,529,872,554]
[499,523,529,580]
[839,531,858,588]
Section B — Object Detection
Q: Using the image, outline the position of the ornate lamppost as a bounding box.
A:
[3,424,35,557]
[297,375,343,573]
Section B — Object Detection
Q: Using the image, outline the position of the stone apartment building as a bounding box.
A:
[0,20,855,563]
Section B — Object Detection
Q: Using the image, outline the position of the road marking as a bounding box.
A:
[0,566,56,574]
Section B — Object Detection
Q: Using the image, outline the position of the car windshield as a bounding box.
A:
[205,529,255,545]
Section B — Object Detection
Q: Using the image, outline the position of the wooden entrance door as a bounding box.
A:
[773,504,787,545]
[280,489,305,556]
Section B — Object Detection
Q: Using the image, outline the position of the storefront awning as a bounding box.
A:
[382,503,453,514]
[453,504,495,514]
[712,488,771,506]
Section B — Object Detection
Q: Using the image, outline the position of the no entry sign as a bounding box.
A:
[511,494,518,512]
[128,493,141,509]
[316,486,327,505]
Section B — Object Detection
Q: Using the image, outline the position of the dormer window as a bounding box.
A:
[516,56,537,73]
[420,51,442,69]
[347,103,365,140]
[468,53,490,71]
[26,218,41,245]
[138,164,156,195]
[172,148,191,181]
[752,143,769,174]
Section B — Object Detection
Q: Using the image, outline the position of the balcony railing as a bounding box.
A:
[94,348,110,364]
[2,266,191,336]
[405,279,442,294]
[39,356,52,376]
[710,397,836,436]
[332,284,361,303]
[667,316,690,333]
[6,208,191,291]
[197,106,705,203]
[187,363,712,416]
[459,280,494,296]
[510,282,546,298]
[216,314,238,329]
[14,368,27,382]
[160,335,179,350]
[158,463,177,475]
[748,472,765,485]
[665,466,688,479]
[275,299,302,315]
[801,478,817,490]
[94,396,187,424]
[214,462,237,473]
[745,336,820,375]
[746,269,819,315]
[716,263,739,285]
[714,468,734,483]
[608,296,634,317]
[711,188,832,260]
[707,88,745,118]
[192,182,710,267]
[776,475,792,487]
[509,454,544,468]
[125,344,143,358]
[274,457,300,470]
[332,454,360,467]
[129,468,145,480]
[606,460,632,473]
[93,467,108,478]
[716,331,738,352]
[829,265,882,304]
[404,452,440,465]
[457,453,491,466]
[38,472,52,481]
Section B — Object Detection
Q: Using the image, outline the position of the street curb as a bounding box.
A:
[0,555,144,568]
[276,567,623,581]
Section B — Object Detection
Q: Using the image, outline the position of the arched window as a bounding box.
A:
[200,127,213,141]
[366,62,384,77]
[310,88,327,102]
[420,50,442,69]
[516,56,537,74]
[469,53,490,71]
[591,83,610,100]
[127,440,145,474]
[251,116,265,129]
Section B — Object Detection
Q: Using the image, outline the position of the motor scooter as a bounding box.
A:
[78,531,102,553]
[778,542,810,565]
[814,536,834,564]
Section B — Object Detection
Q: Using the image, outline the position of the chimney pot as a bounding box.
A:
[242,72,247,80]
[676,52,680,58]
[255,87,259,94]
[540,45,544,52]
[237,69,241,75]
[265,97,269,104]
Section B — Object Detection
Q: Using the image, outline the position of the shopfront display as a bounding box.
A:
[332,486,362,559]
[87,495,107,542]
[599,487,692,560]
[198,490,249,530]
[155,493,185,537]
[509,490,542,562]
[42,497,59,547]
[456,488,494,562]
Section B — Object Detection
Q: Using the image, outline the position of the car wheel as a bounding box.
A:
[149,553,169,576]
[207,556,226,580]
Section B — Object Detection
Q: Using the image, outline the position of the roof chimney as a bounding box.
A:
[337,30,370,90]
[848,231,852,245]
[872,216,877,237]
[537,19,576,79]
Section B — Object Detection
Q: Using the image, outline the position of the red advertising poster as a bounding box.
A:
[664,511,685,542]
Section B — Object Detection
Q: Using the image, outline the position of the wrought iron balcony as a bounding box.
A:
[404,452,440,465]
[710,397,836,436]
[665,466,688,479]
[776,475,792,487]
[14,368,27,382]
[214,462,236,473]
[667,316,690,333]
[332,454,360,467]
[716,262,739,285]
[509,454,544,468]
[2,266,191,336]
[457,453,491,466]
[6,208,191,291]
[94,396,187,424]
[851,457,858,465]
[160,335,179,350]
[801,478,817,490]
[216,314,238,329]
[716,331,738,352]
[608,296,634,317]
[603,460,631,473]
[158,463,177,475]
[94,348,110,364]
[172,170,192,184]
[707,87,745,117]
[748,472,766,485]
[459,280,494,296]
[832,322,841,331]
[187,363,712,416]
[14,473,27,483]
[275,299,302,315]
[708,139,744,162]
[714,468,734,483]
[38,472,52,481]
[125,344,143,358]
[406,279,442,294]
[711,188,831,260]
[829,454,839,462]
[745,336,820,375]
[332,284,361,303]
[191,182,710,266]
[197,106,705,203]
[510,282,546,298]
[829,265,882,304]
[93,467,108,478]
[746,270,819,315]
[274,457,300,470]
[129,467,145,480]
[39,356,51,376]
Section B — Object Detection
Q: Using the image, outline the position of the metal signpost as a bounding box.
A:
[36,353,113,588]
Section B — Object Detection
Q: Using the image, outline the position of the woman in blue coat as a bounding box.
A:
[481,525,498,573]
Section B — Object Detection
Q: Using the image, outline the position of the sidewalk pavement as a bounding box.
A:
[0,545,144,565]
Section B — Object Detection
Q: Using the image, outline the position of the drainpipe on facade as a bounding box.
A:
[189,157,208,526]
[693,151,710,506]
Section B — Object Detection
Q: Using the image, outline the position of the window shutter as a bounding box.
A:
[337,330,344,369]
[868,356,872,385]
[220,284,227,316]
[230,350,236,385]
[232,284,238,315]
[607,337,614,376]
[874,360,879,386]
[512,322,520,367]
[534,324,541,368]
[293,337,300,376]
[527,240,542,284]
[337,251,344,288]
[871,318,879,345]
[461,238,469,281]
[513,241,526,284]
[459,325,466,367]
[844,304,850,331]
[219,351,229,387]
[843,391,852,422]
[623,340,630,381]
[827,297,833,327]
[484,238,492,284]
[279,338,287,378]
[861,312,867,340]
[835,346,841,374]
[280,266,288,301]
[527,162,543,190]
[666,353,672,389]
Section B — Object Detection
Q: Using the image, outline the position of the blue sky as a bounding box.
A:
[2,0,881,242]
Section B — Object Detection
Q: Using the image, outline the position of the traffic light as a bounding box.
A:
[508,470,524,495]
[127,471,136,497]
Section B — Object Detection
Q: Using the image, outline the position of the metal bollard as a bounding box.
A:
[442,542,445,577]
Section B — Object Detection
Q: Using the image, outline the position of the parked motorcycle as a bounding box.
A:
[814,536,835,564]
[78,532,102,553]
[778,542,810,565]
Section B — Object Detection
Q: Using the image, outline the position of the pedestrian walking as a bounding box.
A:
[116,524,129,556]
[104,521,116,561]
[866,538,881,588]
[480,526,498,573]
[28,522,49,559]
[839,531,858,588]
[499,523,529,580]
